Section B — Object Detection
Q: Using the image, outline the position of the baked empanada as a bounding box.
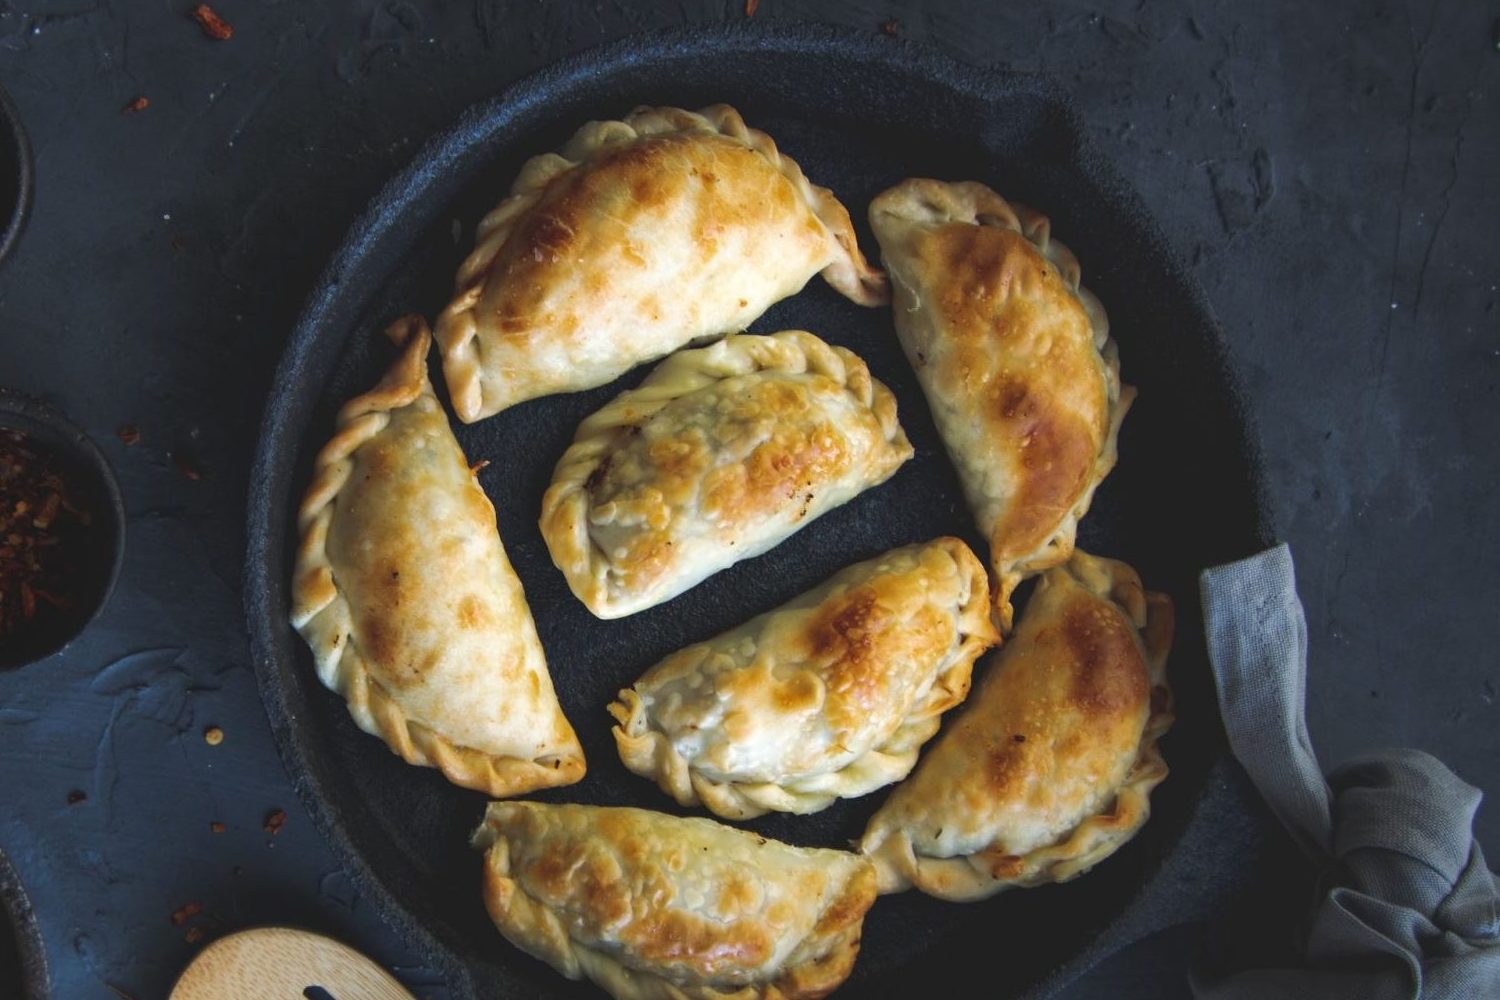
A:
[541,331,913,619]
[859,551,1173,901]
[611,538,997,819]
[472,802,877,1000]
[291,316,584,796]
[869,179,1131,630]
[435,104,887,423]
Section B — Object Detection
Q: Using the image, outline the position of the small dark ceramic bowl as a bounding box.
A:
[0,391,125,669]
[0,848,46,1000]
[0,82,32,267]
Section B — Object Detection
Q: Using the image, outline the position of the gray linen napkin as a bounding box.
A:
[1191,544,1500,1000]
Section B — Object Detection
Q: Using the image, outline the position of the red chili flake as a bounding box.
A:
[469,459,490,475]
[880,19,901,36]
[209,821,225,833]
[171,449,202,481]
[0,430,92,639]
[184,926,205,944]
[116,424,140,446]
[190,4,233,40]
[744,0,760,16]
[66,789,87,805]
[263,808,287,835]
[122,96,149,114]
[170,901,202,926]
[33,492,60,530]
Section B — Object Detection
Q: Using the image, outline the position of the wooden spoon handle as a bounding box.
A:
[170,926,418,1000]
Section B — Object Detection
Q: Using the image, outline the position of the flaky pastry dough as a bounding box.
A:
[611,538,997,819]
[436,104,887,422]
[859,551,1173,900]
[541,331,912,619]
[472,802,877,1000]
[870,179,1130,630]
[291,316,583,796]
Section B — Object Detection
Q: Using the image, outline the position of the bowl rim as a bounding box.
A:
[0,389,126,670]
[0,846,48,1000]
[0,81,34,269]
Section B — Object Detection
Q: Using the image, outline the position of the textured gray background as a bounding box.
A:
[0,1,1494,998]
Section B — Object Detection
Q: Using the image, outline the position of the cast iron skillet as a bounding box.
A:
[246,22,1276,999]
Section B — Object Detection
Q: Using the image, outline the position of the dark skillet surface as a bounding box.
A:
[246,24,1274,1000]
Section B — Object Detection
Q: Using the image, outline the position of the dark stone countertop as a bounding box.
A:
[0,2,1494,998]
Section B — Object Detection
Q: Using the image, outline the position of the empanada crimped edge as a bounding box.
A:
[540,329,912,620]
[871,179,1134,631]
[859,551,1174,900]
[436,104,889,422]
[290,316,585,797]
[608,536,998,819]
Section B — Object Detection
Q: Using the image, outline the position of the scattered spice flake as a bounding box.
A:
[744,0,759,16]
[171,449,202,481]
[210,821,225,833]
[203,725,224,746]
[190,4,233,40]
[264,808,287,835]
[0,430,91,638]
[170,901,202,926]
[67,789,87,805]
[116,424,140,446]
[184,926,206,944]
[880,19,900,36]
[469,459,490,475]
[122,96,149,115]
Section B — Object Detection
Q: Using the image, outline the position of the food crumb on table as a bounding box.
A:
[189,3,233,41]
[171,449,203,481]
[264,808,287,835]
[169,901,202,926]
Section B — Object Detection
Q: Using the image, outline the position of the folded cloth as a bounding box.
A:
[1191,544,1500,1000]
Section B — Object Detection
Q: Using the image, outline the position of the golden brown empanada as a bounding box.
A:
[870,179,1131,630]
[611,538,997,819]
[859,551,1173,901]
[291,316,584,797]
[472,802,877,1000]
[541,331,913,619]
[435,104,887,423]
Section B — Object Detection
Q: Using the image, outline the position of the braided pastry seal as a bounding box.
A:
[435,104,887,422]
[541,330,912,619]
[869,178,1130,631]
[292,316,584,796]
[860,551,1174,900]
